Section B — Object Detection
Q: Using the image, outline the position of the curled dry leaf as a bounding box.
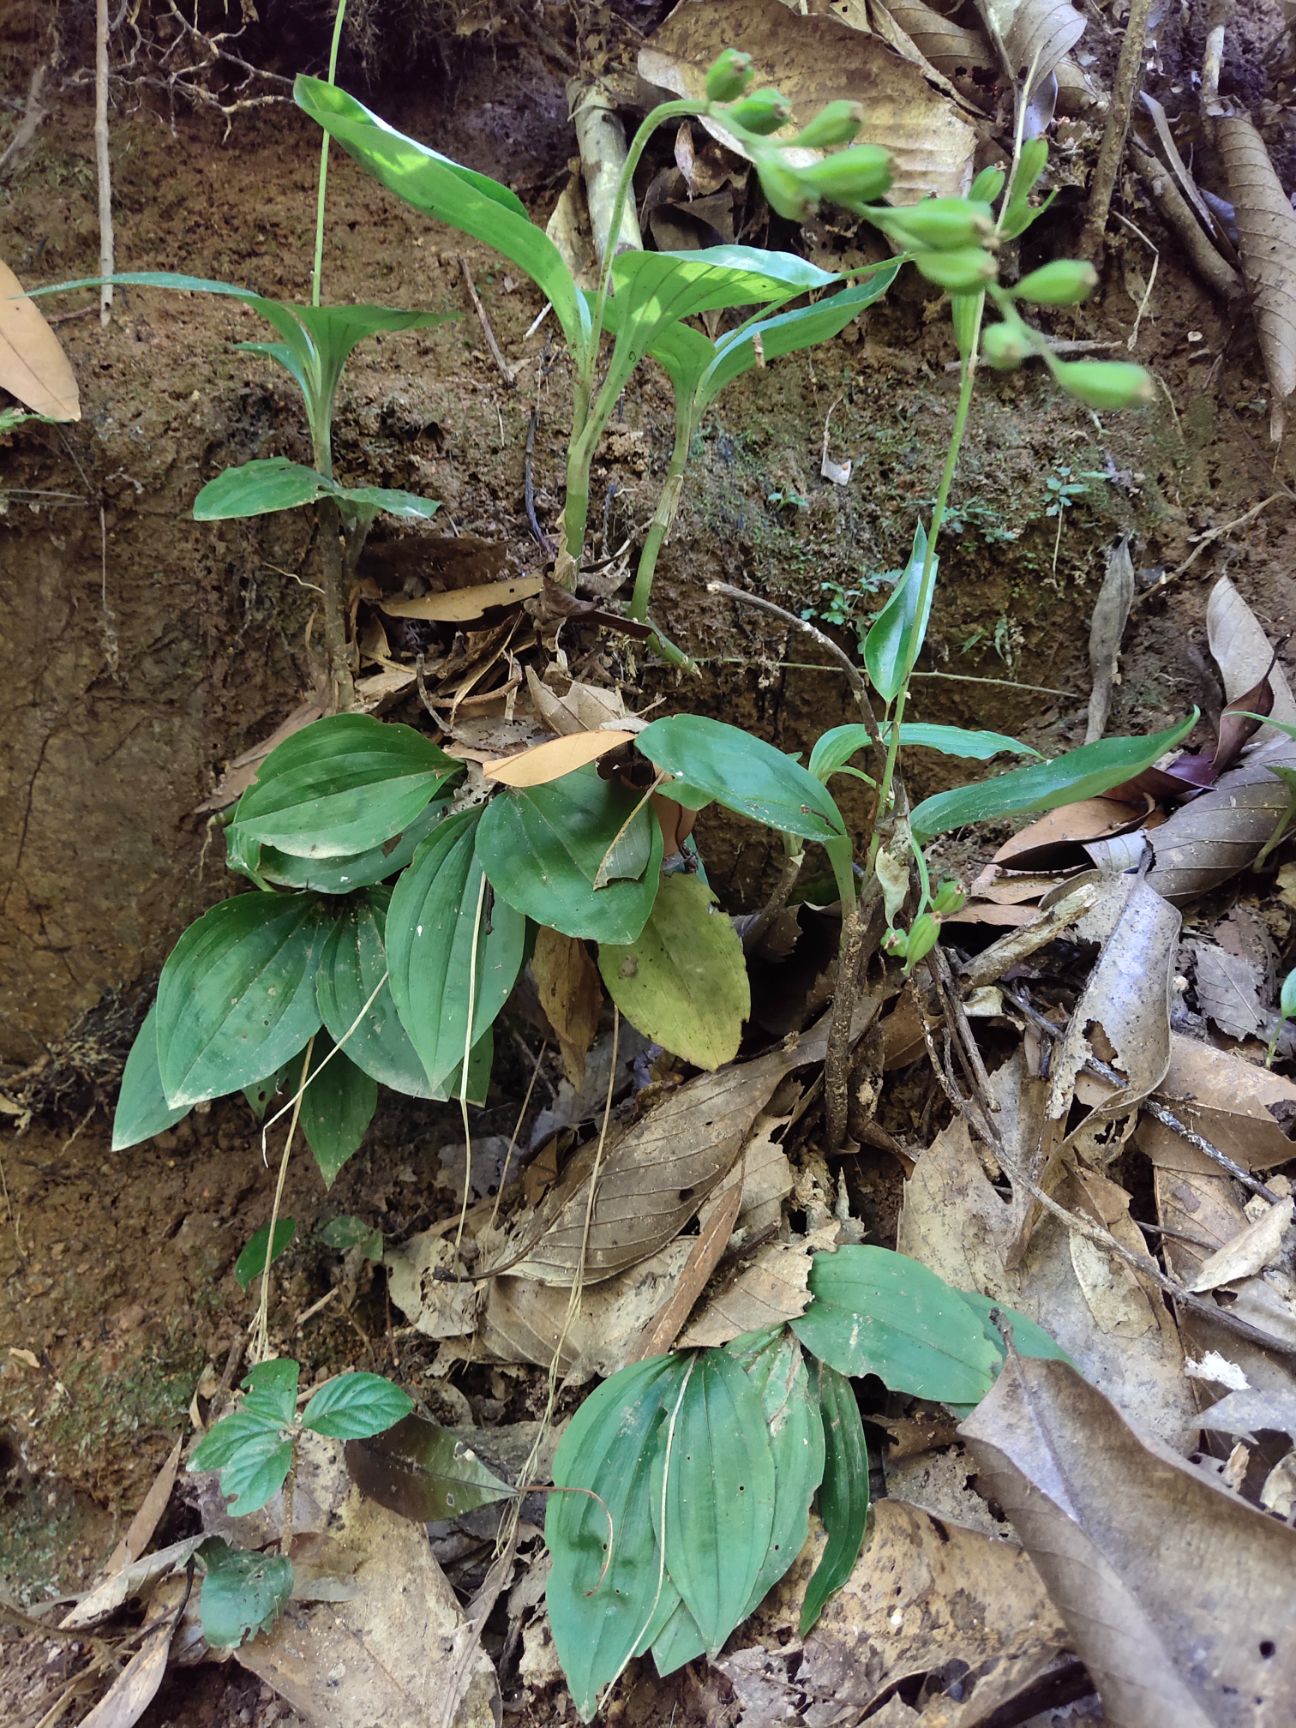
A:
[1216,116,1296,440]
[641,0,977,203]
[1207,574,1296,735]
[874,0,997,105]
[482,729,636,786]
[1189,1195,1294,1294]
[961,1353,1296,1728]
[525,665,631,737]
[0,255,80,421]
[1138,1032,1296,1174]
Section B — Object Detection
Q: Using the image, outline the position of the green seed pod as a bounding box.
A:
[931,879,965,916]
[705,49,754,102]
[727,87,793,135]
[981,320,1033,369]
[882,926,907,958]
[1053,358,1155,409]
[797,144,892,205]
[969,165,1007,205]
[789,100,864,149]
[903,912,942,972]
[1014,258,1099,306]
[913,247,998,293]
[881,198,995,250]
[756,156,815,223]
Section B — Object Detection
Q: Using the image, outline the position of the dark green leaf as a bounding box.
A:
[234,1219,297,1289]
[299,1033,377,1187]
[229,713,457,860]
[294,77,589,355]
[242,1063,291,1122]
[242,1358,301,1425]
[333,483,440,520]
[112,1003,189,1151]
[477,766,663,944]
[236,793,453,895]
[301,1371,413,1439]
[908,712,1199,843]
[637,714,846,844]
[546,1354,690,1721]
[799,1363,869,1634]
[193,457,328,521]
[319,1215,384,1260]
[190,1408,283,1474]
[199,1538,293,1649]
[344,1411,514,1519]
[385,812,527,1093]
[316,889,437,1097]
[791,1245,1000,1404]
[156,893,324,1107]
[700,270,898,406]
[213,1429,293,1516]
[864,521,935,704]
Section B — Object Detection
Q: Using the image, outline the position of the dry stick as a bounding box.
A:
[94,0,113,325]
[743,847,805,952]
[253,1040,313,1364]
[1130,139,1241,304]
[1079,0,1155,265]
[1130,493,1282,611]
[0,61,48,179]
[706,580,880,738]
[460,259,516,388]
[317,496,356,711]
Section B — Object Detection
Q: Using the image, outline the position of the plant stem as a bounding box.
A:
[310,0,348,308]
[631,409,692,620]
[317,495,357,711]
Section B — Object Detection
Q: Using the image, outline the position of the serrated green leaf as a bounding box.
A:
[637,715,846,844]
[156,893,325,1108]
[864,522,935,704]
[301,1371,413,1439]
[908,712,1199,844]
[791,1245,1000,1405]
[597,875,749,1069]
[112,1003,190,1151]
[234,1219,297,1289]
[799,1362,869,1634]
[242,1358,301,1424]
[477,766,663,944]
[299,1033,377,1187]
[193,457,328,520]
[344,1411,514,1519]
[229,713,457,860]
[385,812,527,1092]
[316,888,436,1098]
[546,1354,690,1721]
[190,1408,283,1474]
[239,794,453,895]
[199,1539,293,1649]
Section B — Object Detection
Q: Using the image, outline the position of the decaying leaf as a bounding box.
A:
[641,0,977,204]
[1138,1033,1296,1175]
[961,1353,1296,1727]
[77,1574,187,1728]
[0,255,80,420]
[532,926,603,1085]
[1202,1385,1296,1444]
[875,0,997,104]
[385,1232,483,1340]
[679,1225,838,1348]
[1085,537,1135,744]
[1216,116,1296,440]
[1189,1195,1294,1294]
[971,0,1084,98]
[379,577,544,621]
[345,1412,515,1522]
[525,666,631,737]
[1207,576,1296,735]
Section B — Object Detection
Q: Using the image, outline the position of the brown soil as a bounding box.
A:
[2,2,1295,1722]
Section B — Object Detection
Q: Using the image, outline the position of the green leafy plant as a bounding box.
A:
[188,1356,412,1646]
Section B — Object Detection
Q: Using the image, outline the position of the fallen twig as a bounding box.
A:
[1130,493,1282,611]
[461,259,516,388]
[0,61,48,180]
[1131,138,1241,304]
[1079,0,1154,265]
[94,0,114,326]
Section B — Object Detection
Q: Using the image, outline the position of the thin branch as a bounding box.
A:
[706,581,879,737]
[461,259,516,388]
[1079,0,1154,265]
[94,0,114,326]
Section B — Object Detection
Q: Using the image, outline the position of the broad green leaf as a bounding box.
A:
[597,875,748,1069]
[892,723,1038,760]
[808,723,875,785]
[477,766,664,944]
[385,812,527,1092]
[316,888,437,1098]
[190,1409,283,1474]
[908,711,1199,843]
[700,270,899,407]
[611,247,835,357]
[234,792,453,894]
[229,713,457,860]
[301,1371,413,1439]
[234,1219,297,1289]
[333,483,440,520]
[344,1412,514,1520]
[156,893,325,1108]
[791,1245,1000,1405]
[294,76,589,354]
[319,1215,384,1260]
[242,1358,301,1424]
[112,1003,189,1151]
[211,1428,293,1516]
[193,457,328,520]
[864,521,935,704]
[651,1351,776,1656]
[799,1363,869,1635]
[242,1063,291,1121]
[960,1292,1074,1368]
[547,1354,691,1721]
[637,714,847,844]
[299,1033,377,1186]
[199,1539,293,1649]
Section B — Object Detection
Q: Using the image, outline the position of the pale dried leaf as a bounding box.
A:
[1202,1385,1296,1442]
[78,1576,185,1728]
[194,699,324,813]
[531,926,602,1086]
[483,728,635,786]
[1137,1032,1296,1173]
[524,667,630,736]
[1085,537,1135,744]
[627,1163,745,1359]
[1261,1449,1296,1516]
[678,1226,836,1347]
[1206,576,1296,735]
[379,577,543,621]
[971,0,1084,96]
[1187,938,1268,1041]
[62,1536,203,1632]
[874,0,996,99]
[961,1354,1296,1728]
[386,1233,483,1340]
[1217,116,1296,440]
[0,256,80,420]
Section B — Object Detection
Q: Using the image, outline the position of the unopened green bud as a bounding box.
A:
[789,100,864,149]
[798,144,892,205]
[705,49,754,102]
[882,198,995,250]
[931,880,965,916]
[1053,358,1155,409]
[1014,259,1098,306]
[913,247,998,293]
[756,156,814,222]
[969,166,1006,205]
[727,87,792,135]
[981,320,1033,369]
[904,912,942,972]
[882,926,907,958]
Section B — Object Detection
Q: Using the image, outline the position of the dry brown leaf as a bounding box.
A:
[1137,1033,1296,1174]
[1085,537,1135,744]
[1189,1195,1294,1293]
[678,1225,837,1347]
[0,255,80,420]
[1187,937,1269,1041]
[482,728,635,786]
[960,1353,1296,1728]
[1203,1385,1296,1443]
[525,666,631,737]
[78,1575,186,1728]
[379,577,543,621]
[1216,116,1296,440]
[385,1232,483,1340]
[874,0,996,102]
[641,0,977,204]
[1207,576,1296,734]
[971,0,1084,97]
[531,926,602,1086]
[194,698,325,813]
[627,1162,745,1360]
[61,1536,203,1633]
